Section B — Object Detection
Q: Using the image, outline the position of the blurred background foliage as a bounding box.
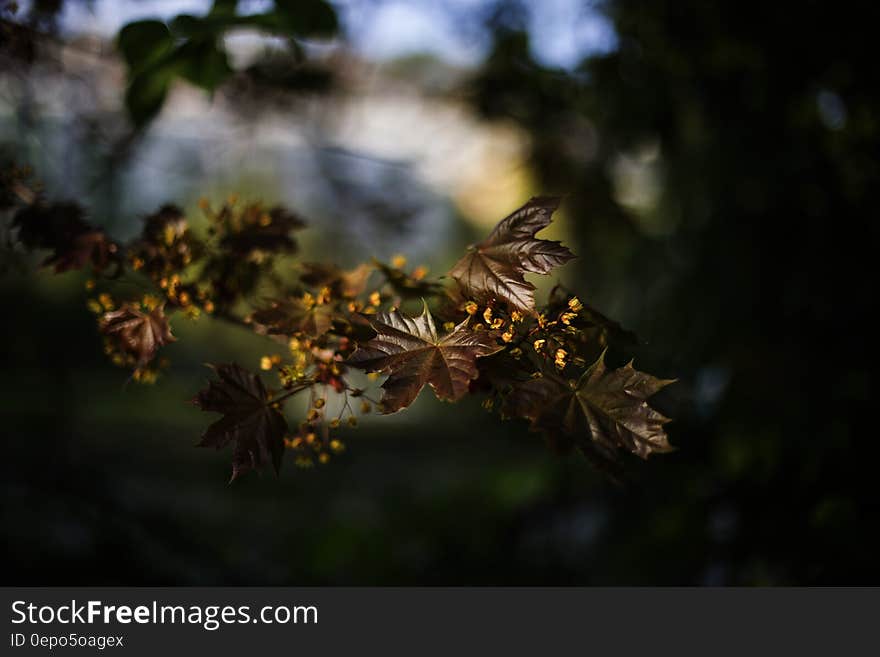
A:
[1,0,877,584]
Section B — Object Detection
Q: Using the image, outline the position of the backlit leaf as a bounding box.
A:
[100,303,176,366]
[449,197,574,314]
[348,303,503,413]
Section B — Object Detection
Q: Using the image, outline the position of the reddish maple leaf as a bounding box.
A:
[192,363,288,481]
[348,303,503,413]
[448,197,574,314]
[506,351,675,460]
[99,303,176,366]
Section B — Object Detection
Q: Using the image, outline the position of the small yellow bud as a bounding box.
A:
[259,213,272,227]
[554,348,568,369]
[482,307,493,323]
[369,291,381,307]
[260,356,273,370]
[533,339,546,352]
[318,452,331,464]
[307,409,320,422]
[329,419,341,429]
[329,439,345,453]
[98,293,114,311]
[314,398,326,409]
[568,297,584,312]
[203,300,215,313]
[87,299,103,314]
[502,329,514,343]
[360,401,371,414]
[391,254,407,269]
[411,265,428,280]
[443,321,455,332]
[178,291,191,306]
[560,311,577,325]
[348,416,358,427]
[84,279,95,291]
[464,301,479,315]
[490,318,504,329]
[302,292,315,309]
[511,310,524,322]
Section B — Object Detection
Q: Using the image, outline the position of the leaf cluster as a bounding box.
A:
[3,161,675,482]
[117,0,338,126]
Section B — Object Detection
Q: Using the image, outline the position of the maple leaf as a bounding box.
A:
[374,260,444,299]
[219,204,306,256]
[13,202,119,273]
[99,303,176,366]
[299,262,373,298]
[348,303,503,413]
[506,351,675,460]
[448,197,574,314]
[545,284,638,348]
[250,297,334,338]
[192,363,289,481]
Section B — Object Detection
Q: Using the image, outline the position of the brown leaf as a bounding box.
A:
[192,363,288,481]
[506,351,675,460]
[219,204,305,256]
[100,303,176,366]
[299,262,373,298]
[45,229,119,273]
[449,197,574,314]
[13,202,119,273]
[374,260,444,299]
[348,303,503,413]
[250,297,334,338]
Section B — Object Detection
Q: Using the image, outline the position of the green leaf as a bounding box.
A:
[116,20,174,72]
[269,0,338,36]
[210,0,239,18]
[125,68,174,127]
[175,38,233,92]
